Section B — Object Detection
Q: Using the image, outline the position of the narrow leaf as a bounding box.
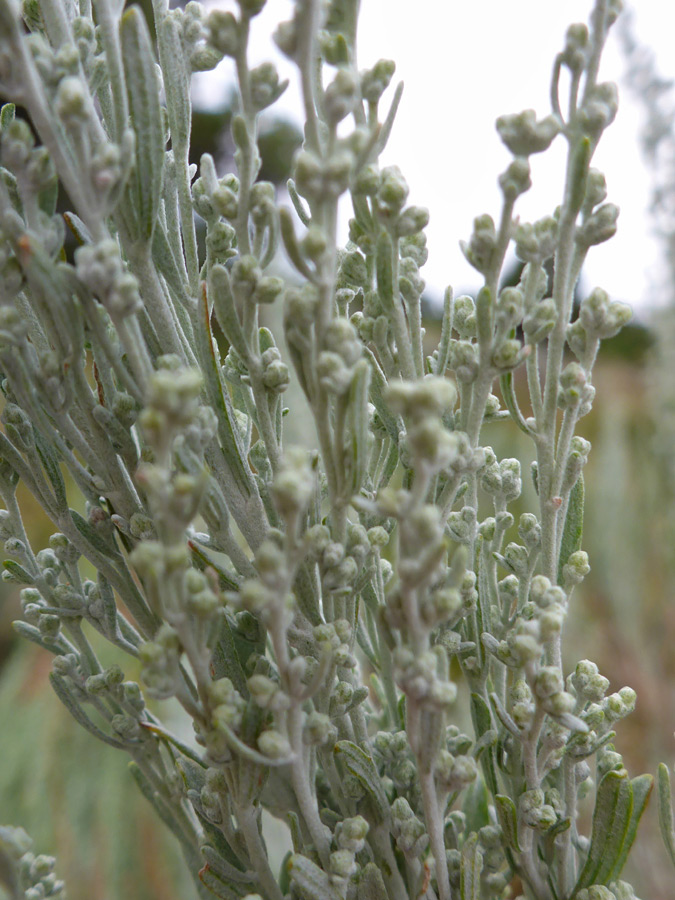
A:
[375,231,394,309]
[159,16,191,149]
[608,773,653,881]
[279,208,313,280]
[200,846,254,885]
[470,693,498,794]
[289,854,342,900]
[433,285,454,375]
[209,264,250,360]
[49,672,129,749]
[71,509,119,559]
[12,620,67,656]
[2,560,33,584]
[657,763,675,868]
[356,863,388,900]
[198,863,244,900]
[460,832,483,900]
[558,474,584,584]
[495,795,521,852]
[210,614,249,696]
[572,770,631,892]
[334,741,390,825]
[121,7,165,242]
[348,359,371,494]
[196,285,255,500]
[500,371,534,435]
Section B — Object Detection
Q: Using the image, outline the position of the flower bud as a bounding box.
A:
[496,110,561,156]
[360,59,395,103]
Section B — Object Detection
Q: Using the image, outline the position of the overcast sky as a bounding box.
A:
[194,2,675,319]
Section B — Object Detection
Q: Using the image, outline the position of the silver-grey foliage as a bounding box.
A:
[0,0,654,898]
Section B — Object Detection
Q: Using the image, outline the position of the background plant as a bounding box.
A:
[0,0,657,899]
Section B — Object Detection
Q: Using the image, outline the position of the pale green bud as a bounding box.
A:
[337,815,369,852]
[453,295,476,338]
[534,667,564,699]
[250,62,287,112]
[563,550,591,587]
[499,157,531,199]
[376,166,409,216]
[493,337,524,370]
[360,59,395,103]
[561,23,589,72]
[496,287,524,329]
[460,214,496,273]
[257,730,291,759]
[396,205,429,237]
[450,340,479,382]
[496,110,560,156]
[324,68,359,123]
[523,298,557,344]
[579,82,618,136]
[577,203,619,247]
[303,711,335,746]
[55,76,87,123]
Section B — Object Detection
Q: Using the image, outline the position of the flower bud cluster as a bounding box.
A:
[515,216,558,266]
[0,826,66,900]
[75,240,141,319]
[313,620,356,672]
[390,797,428,856]
[392,647,457,710]
[294,149,353,201]
[317,318,362,396]
[193,166,240,225]
[373,731,417,798]
[480,451,522,503]
[272,448,315,520]
[138,365,203,455]
[519,788,559,831]
[567,287,632,361]
[139,624,182,699]
[496,110,561,157]
[558,362,595,416]
[386,378,478,478]
[460,214,496,275]
[435,749,477,792]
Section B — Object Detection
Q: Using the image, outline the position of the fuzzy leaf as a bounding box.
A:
[463,774,490,835]
[289,854,342,900]
[159,16,190,149]
[348,359,371,494]
[500,370,534,435]
[334,741,390,824]
[572,770,633,893]
[49,672,128,749]
[356,863,389,900]
[657,763,675,868]
[70,509,119,560]
[608,774,652,881]
[12,620,66,656]
[121,7,165,242]
[196,285,256,501]
[495,794,521,852]
[375,231,395,309]
[558,473,584,583]
[2,560,33,584]
[197,863,245,900]
[460,832,483,900]
[209,264,249,360]
[470,693,498,795]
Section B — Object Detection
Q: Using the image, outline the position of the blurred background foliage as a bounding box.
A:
[2,6,675,900]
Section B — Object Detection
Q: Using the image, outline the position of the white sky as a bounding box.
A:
[193,2,675,319]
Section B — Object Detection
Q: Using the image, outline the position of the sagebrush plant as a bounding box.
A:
[0,0,658,897]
